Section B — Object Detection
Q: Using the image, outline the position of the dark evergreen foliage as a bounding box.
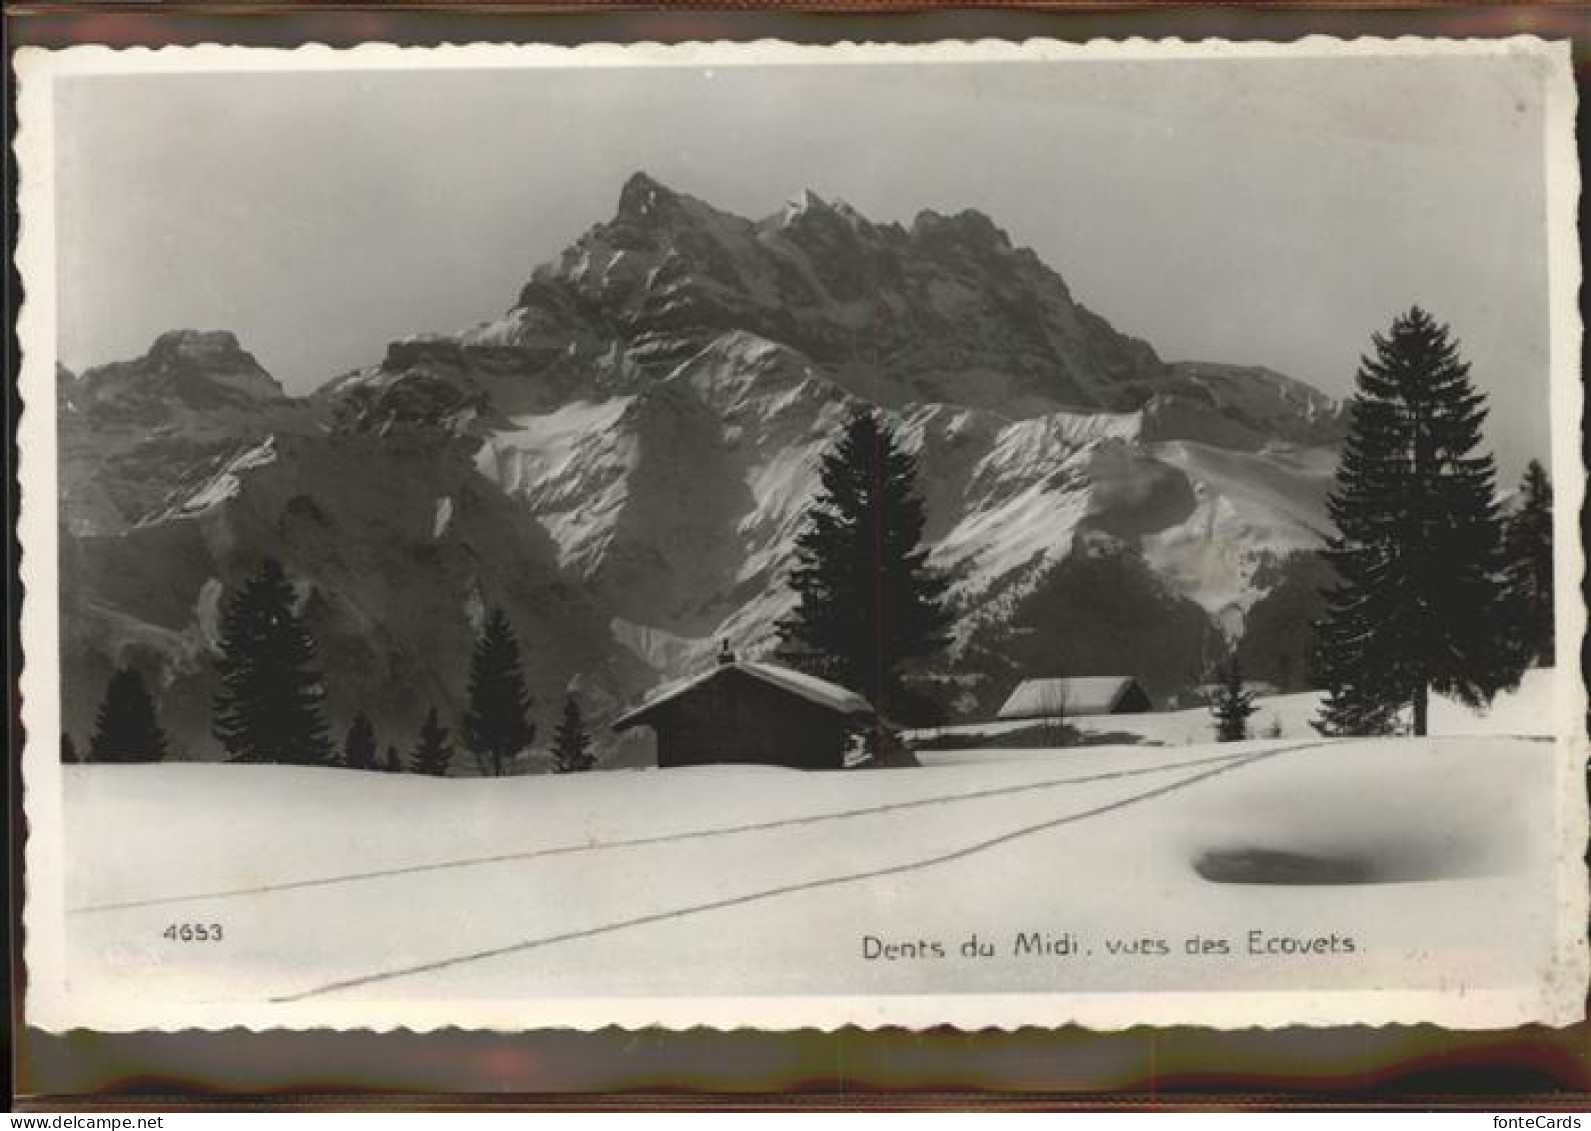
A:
[1209,657,1258,742]
[776,408,951,717]
[89,668,171,763]
[62,733,80,764]
[551,694,596,774]
[383,744,404,774]
[1501,459,1554,668]
[1312,307,1515,737]
[342,711,378,771]
[1235,552,1335,691]
[211,557,335,764]
[409,706,454,777]
[463,606,535,776]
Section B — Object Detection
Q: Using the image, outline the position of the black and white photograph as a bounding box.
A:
[14,36,1585,1031]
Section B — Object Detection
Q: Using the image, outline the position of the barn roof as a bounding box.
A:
[997,677,1145,720]
[612,661,874,731]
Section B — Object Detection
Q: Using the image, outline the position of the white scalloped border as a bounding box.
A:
[14,33,1586,1035]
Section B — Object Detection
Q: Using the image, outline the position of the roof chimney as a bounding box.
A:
[717,639,735,666]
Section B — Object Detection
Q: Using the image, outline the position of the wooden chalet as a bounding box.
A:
[613,647,875,770]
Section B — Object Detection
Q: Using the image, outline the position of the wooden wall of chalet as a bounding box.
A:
[644,669,855,771]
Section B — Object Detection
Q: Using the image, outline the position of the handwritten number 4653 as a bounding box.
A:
[163,923,224,942]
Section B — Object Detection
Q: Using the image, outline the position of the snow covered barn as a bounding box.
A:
[613,651,876,771]
[997,677,1151,720]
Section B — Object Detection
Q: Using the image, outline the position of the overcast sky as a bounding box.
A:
[54,52,1555,479]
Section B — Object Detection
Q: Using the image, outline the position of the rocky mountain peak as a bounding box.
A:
[616,170,677,219]
[146,328,260,372]
[775,189,871,230]
[612,170,725,234]
[504,175,1172,408]
[910,208,1015,256]
[73,329,286,420]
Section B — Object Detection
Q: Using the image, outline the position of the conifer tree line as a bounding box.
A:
[68,556,600,775]
[1311,306,1551,737]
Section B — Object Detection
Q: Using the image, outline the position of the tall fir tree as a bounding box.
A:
[1209,657,1258,743]
[410,706,454,777]
[1501,459,1554,668]
[551,694,596,774]
[211,557,335,765]
[776,408,951,716]
[342,711,378,771]
[1312,307,1516,737]
[463,606,535,776]
[88,668,170,763]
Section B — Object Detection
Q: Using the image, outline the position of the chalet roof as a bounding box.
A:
[997,677,1145,720]
[612,661,874,731]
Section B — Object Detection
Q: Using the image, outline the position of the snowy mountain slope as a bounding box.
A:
[57,174,1345,750]
[1137,441,1337,626]
[460,327,1333,676]
[1154,361,1346,450]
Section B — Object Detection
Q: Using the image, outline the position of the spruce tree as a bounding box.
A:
[463,606,535,777]
[410,707,454,777]
[88,668,170,763]
[211,557,334,765]
[342,711,378,771]
[1502,459,1554,668]
[776,407,951,716]
[383,744,403,774]
[1312,307,1515,737]
[551,694,596,774]
[1209,657,1258,742]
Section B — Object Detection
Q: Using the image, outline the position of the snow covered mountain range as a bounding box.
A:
[57,172,1345,756]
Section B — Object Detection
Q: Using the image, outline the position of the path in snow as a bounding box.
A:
[273,744,1296,1001]
[59,732,1559,1005]
[72,746,1261,916]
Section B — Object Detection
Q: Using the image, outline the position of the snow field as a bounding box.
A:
[912,667,1562,756]
[62,728,1559,1006]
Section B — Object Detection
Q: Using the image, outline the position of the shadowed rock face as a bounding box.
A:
[60,432,648,761]
[59,331,322,535]
[57,173,1343,757]
[501,172,1169,410]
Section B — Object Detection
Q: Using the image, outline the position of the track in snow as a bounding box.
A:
[71,748,1262,916]
[272,741,1326,1002]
